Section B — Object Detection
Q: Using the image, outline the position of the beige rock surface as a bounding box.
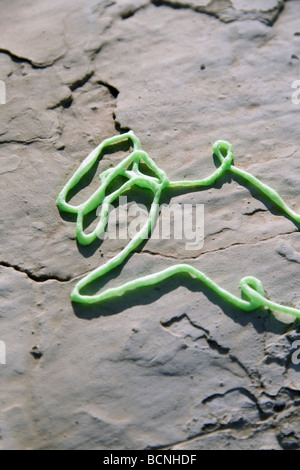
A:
[0,0,300,450]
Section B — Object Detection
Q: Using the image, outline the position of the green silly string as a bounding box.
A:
[57,131,300,319]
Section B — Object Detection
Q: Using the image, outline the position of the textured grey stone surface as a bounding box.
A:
[0,0,300,450]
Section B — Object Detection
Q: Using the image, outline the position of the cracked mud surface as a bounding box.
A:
[0,0,300,450]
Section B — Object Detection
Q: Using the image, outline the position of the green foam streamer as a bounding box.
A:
[57,131,300,319]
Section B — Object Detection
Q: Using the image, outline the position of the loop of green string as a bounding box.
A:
[57,131,300,320]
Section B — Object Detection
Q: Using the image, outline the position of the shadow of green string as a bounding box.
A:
[57,131,300,320]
